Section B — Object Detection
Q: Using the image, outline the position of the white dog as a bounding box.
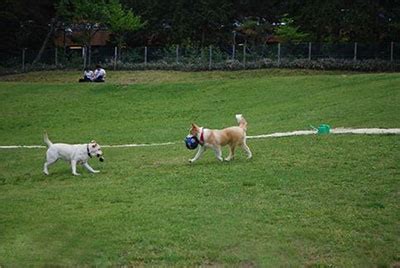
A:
[43,132,104,176]
[189,114,252,163]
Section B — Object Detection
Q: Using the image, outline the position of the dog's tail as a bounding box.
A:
[235,114,247,131]
[43,131,53,147]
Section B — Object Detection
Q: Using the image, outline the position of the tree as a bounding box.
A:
[234,17,273,46]
[56,0,142,65]
[56,0,107,65]
[0,0,55,51]
[286,0,400,43]
[274,16,309,43]
[121,0,232,46]
[107,0,144,48]
[32,17,58,65]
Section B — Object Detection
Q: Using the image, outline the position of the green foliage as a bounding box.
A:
[0,0,55,50]
[56,0,109,46]
[2,0,400,51]
[56,0,142,47]
[236,18,273,45]
[107,0,144,47]
[289,0,399,43]
[275,16,309,43]
[57,0,108,23]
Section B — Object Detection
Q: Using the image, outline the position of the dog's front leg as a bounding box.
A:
[83,162,100,173]
[189,146,205,163]
[71,160,81,176]
[241,142,252,159]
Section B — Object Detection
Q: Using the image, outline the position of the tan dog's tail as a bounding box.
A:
[235,114,247,131]
[43,131,53,147]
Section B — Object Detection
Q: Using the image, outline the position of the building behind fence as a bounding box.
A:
[1,42,399,74]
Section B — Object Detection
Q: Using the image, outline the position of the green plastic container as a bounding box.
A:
[317,124,331,134]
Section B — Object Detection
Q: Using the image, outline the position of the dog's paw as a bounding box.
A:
[73,173,81,176]
[92,170,100,173]
[189,159,194,163]
[43,171,49,175]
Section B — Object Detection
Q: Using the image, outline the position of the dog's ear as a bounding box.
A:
[191,123,198,129]
[91,140,97,147]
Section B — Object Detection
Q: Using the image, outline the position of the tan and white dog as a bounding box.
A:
[189,114,252,163]
[43,132,104,176]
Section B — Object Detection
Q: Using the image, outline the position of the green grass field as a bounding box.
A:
[0,70,399,266]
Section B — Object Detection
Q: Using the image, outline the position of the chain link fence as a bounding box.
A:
[1,42,399,75]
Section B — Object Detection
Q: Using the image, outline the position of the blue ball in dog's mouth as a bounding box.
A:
[185,135,199,150]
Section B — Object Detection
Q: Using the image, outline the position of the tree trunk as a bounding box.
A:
[201,29,205,47]
[32,18,57,66]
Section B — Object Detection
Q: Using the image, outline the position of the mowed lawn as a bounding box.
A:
[0,70,399,266]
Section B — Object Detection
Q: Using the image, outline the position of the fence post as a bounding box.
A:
[22,48,26,72]
[209,45,212,70]
[390,42,394,62]
[176,45,179,64]
[114,46,118,70]
[232,44,236,60]
[144,46,148,65]
[308,42,312,61]
[88,46,91,67]
[55,47,58,66]
[278,43,281,66]
[83,46,87,69]
[243,43,246,67]
[353,42,358,61]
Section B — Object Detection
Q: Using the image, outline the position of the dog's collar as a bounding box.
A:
[87,144,92,158]
[199,128,205,145]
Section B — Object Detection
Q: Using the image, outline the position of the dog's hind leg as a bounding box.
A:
[43,154,57,175]
[241,142,252,159]
[224,145,235,161]
[83,162,100,173]
[213,145,223,162]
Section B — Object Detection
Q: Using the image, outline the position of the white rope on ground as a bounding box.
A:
[247,128,400,139]
[102,142,176,148]
[248,130,315,139]
[0,145,46,149]
[0,128,399,149]
[330,128,400,135]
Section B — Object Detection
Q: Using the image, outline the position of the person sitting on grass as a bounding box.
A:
[93,64,106,82]
[78,67,94,82]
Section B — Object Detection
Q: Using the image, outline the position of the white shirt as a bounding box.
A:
[94,68,106,79]
[84,70,94,80]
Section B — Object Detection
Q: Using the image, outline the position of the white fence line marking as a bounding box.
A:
[1,128,399,149]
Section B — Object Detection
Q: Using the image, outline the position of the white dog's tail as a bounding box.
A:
[43,131,53,147]
[235,114,248,131]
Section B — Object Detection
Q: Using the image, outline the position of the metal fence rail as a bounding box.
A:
[0,42,399,74]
